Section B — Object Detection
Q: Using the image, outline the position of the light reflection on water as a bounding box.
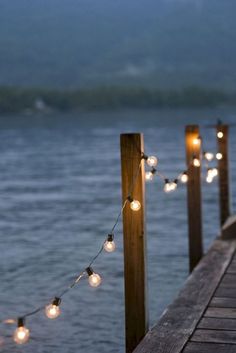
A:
[0,108,235,352]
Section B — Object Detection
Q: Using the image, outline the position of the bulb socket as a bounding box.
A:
[141,153,148,160]
[107,234,114,242]
[52,297,61,306]
[86,267,94,277]
[127,196,133,203]
[17,318,24,328]
[174,179,178,185]
[151,167,157,174]
[164,178,169,184]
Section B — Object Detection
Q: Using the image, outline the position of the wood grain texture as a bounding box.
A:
[185,125,203,272]
[215,287,236,298]
[120,133,148,353]
[184,342,236,353]
[217,125,230,226]
[210,297,236,308]
[198,317,236,330]
[191,329,236,344]
[134,239,236,353]
[205,307,236,319]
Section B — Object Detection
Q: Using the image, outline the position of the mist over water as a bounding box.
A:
[0,108,235,352]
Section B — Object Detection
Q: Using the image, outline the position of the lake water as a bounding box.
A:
[0,108,235,353]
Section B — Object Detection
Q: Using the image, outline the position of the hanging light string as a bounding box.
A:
[0,130,222,345]
[0,155,143,346]
[144,135,220,191]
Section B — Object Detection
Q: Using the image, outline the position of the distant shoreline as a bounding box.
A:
[0,86,235,114]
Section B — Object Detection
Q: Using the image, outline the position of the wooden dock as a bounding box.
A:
[120,123,234,353]
[134,236,236,353]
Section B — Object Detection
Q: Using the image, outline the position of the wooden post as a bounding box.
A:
[217,124,230,226]
[185,125,203,273]
[120,133,148,353]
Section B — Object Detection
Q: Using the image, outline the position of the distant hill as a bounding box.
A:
[1,0,236,90]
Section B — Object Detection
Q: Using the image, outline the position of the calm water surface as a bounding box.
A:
[0,108,235,352]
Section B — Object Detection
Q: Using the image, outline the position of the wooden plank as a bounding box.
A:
[120,133,148,353]
[205,307,236,319]
[198,317,236,330]
[134,239,236,353]
[184,342,236,353]
[215,287,236,298]
[210,297,236,308]
[185,125,203,272]
[217,124,230,226]
[191,328,236,344]
[220,274,236,288]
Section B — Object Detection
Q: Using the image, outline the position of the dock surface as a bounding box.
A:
[134,237,236,353]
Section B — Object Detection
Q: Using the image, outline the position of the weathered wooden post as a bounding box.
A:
[185,125,203,273]
[120,133,148,353]
[216,123,230,226]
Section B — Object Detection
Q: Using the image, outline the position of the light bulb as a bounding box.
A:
[204,152,214,161]
[193,158,201,167]
[193,137,201,145]
[206,175,213,183]
[145,171,154,182]
[217,131,224,139]
[216,152,223,160]
[86,267,102,287]
[180,172,188,183]
[129,199,141,211]
[164,180,177,193]
[104,234,116,253]
[146,156,158,167]
[212,167,218,177]
[45,297,61,319]
[13,318,30,345]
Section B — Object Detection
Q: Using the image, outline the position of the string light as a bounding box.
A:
[216,152,223,160]
[127,196,141,211]
[45,297,61,319]
[206,167,218,182]
[206,174,213,183]
[145,167,156,182]
[142,153,158,167]
[204,152,214,162]
[86,267,102,288]
[180,171,188,183]
[146,156,158,167]
[164,179,177,193]
[211,167,218,177]
[193,136,201,145]
[104,234,116,253]
[13,318,30,345]
[0,131,224,347]
[217,131,224,139]
[193,156,201,167]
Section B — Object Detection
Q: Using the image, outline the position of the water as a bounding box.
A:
[0,108,235,352]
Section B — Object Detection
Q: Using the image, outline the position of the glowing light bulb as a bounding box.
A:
[193,158,201,167]
[104,234,116,253]
[146,156,158,167]
[216,152,223,160]
[45,297,61,319]
[217,131,224,139]
[128,197,141,211]
[211,167,218,177]
[193,137,201,145]
[145,171,154,182]
[204,152,214,162]
[86,267,102,288]
[164,179,177,193]
[180,172,188,183]
[206,175,213,183]
[13,318,30,345]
